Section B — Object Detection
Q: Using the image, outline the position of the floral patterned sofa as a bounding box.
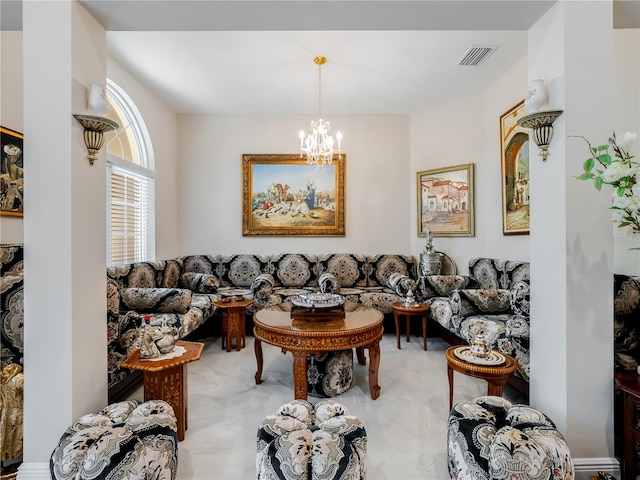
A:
[427,258,530,392]
[107,258,218,399]
[0,244,24,471]
[1,244,23,369]
[181,253,419,314]
[613,273,640,371]
[108,253,419,399]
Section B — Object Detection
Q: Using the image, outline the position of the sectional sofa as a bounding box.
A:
[107,253,419,398]
[426,257,530,396]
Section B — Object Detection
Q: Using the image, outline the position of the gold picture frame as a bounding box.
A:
[500,100,530,235]
[1,126,24,217]
[416,163,474,237]
[242,154,346,236]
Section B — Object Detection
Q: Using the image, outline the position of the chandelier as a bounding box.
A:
[298,56,342,167]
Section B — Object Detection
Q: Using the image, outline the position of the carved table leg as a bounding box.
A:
[406,315,411,343]
[356,347,366,365]
[447,364,454,411]
[394,312,401,349]
[143,364,187,441]
[367,340,381,400]
[422,313,428,351]
[292,352,308,400]
[254,338,263,385]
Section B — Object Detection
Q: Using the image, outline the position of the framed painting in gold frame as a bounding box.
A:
[416,163,474,237]
[242,154,345,236]
[500,100,530,235]
[1,126,24,217]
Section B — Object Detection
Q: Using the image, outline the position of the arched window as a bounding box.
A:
[104,80,155,265]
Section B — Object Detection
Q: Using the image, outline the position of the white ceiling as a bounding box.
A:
[5,1,639,115]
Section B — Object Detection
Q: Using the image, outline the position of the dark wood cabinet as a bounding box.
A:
[615,370,640,480]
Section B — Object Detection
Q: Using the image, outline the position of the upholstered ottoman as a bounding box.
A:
[50,400,178,480]
[256,400,367,480]
[447,396,573,480]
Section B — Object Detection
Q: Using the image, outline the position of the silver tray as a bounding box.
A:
[291,293,345,309]
[453,346,506,366]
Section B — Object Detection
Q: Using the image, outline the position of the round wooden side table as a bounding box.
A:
[445,345,517,410]
[391,301,429,351]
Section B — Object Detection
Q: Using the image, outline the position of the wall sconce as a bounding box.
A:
[517,110,563,161]
[73,114,119,165]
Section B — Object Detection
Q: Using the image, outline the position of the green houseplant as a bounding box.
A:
[577,131,638,233]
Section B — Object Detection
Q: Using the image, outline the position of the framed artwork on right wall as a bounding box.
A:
[500,100,530,235]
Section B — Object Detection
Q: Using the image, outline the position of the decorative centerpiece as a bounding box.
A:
[420,229,442,275]
[140,315,178,360]
[403,289,417,307]
[454,330,506,366]
[469,334,491,358]
[291,293,346,320]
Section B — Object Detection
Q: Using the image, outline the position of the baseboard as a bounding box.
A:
[573,457,620,480]
[17,462,49,480]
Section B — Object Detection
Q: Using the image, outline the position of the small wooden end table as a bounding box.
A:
[213,298,254,352]
[391,301,429,351]
[445,345,517,410]
[121,340,204,441]
[615,370,640,480]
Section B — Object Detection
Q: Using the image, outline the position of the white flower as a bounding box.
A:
[612,193,632,209]
[602,161,631,183]
[618,132,637,154]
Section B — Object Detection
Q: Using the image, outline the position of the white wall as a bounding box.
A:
[409,56,530,273]
[177,114,411,255]
[0,31,24,244]
[612,28,640,273]
[107,57,180,260]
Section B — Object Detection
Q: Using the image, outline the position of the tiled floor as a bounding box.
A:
[128,333,522,480]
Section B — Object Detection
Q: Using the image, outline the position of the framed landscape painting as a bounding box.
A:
[0,126,24,217]
[416,163,474,237]
[500,100,530,235]
[242,154,345,236]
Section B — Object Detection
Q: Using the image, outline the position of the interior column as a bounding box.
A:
[21,1,108,477]
[529,0,616,474]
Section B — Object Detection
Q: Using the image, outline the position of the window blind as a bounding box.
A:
[107,160,155,266]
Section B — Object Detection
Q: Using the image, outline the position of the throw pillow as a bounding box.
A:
[120,287,192,314]
[318,272,341,294]
[387,272,416,297]
[250,273,275,301]
[180,272,219,294]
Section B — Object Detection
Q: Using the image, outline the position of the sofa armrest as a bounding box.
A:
[120,287,193,314]
[420,275,475,299]
[450,289,512,316]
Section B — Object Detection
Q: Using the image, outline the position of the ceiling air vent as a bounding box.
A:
[456,45,498,67]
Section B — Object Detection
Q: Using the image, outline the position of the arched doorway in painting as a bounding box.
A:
[503,132,530,232]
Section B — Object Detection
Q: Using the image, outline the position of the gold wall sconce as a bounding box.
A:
[517,110,563,161]
[73,114,118,165]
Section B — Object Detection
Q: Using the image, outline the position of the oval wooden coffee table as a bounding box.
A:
[253,307,384,400]
[445,345,517,410]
